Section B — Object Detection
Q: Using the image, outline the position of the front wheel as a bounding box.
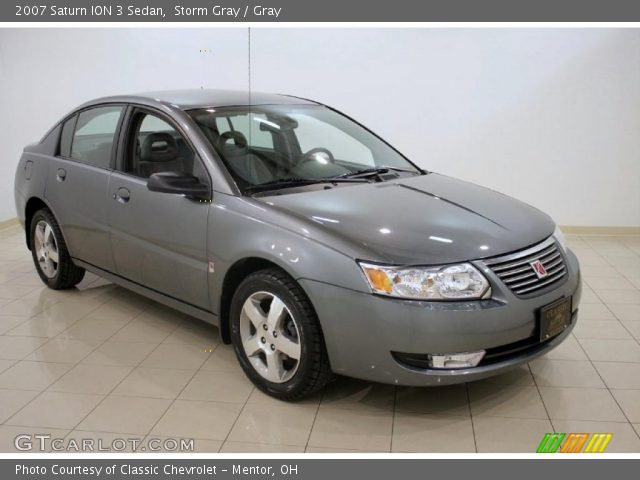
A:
[30,209,85,289]
[230,268,333,400]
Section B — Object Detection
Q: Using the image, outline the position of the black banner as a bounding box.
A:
[5,459,640,480]
[4,0,640,22]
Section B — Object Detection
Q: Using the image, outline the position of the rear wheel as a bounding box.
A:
[230,268,333,400]
[30,209,85,289]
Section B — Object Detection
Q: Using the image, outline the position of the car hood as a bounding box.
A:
[259,173,555,264]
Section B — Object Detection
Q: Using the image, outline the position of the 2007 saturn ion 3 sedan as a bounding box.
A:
[14,90,581,400]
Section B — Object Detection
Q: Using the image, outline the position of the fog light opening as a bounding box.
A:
[428,350,485,369]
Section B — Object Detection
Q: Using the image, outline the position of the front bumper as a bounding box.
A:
[301,248,582,386]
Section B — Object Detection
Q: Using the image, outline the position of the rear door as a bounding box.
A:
[44,105,125,271]
[107,106,211,310]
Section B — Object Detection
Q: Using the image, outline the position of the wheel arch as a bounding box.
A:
[24,196,52,250]
[218,256,313,344]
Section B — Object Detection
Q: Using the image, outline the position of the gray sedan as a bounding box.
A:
[14,90,581,399]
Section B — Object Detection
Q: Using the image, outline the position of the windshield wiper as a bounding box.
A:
[333,166,421,179]
[245,177,369,194]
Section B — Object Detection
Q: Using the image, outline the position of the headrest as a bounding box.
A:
[217,131,249,157]
[141,132,178,163]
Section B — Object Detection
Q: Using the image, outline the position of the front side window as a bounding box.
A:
[70,106,123,169]
[189,105,421,193]
[124,110,207,182]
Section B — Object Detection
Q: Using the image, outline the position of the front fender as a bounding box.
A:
[207,193,371,316]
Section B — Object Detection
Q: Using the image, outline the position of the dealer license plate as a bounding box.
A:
[539,297,572,342]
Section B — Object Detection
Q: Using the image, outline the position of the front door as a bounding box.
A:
[107,107,211,310]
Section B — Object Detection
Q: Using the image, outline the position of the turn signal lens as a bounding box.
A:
[362,266,394,294]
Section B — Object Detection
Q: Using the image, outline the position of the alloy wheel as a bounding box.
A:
[239,291,301,383]
[33,220,59,279]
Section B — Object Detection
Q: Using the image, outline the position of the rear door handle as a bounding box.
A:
[56,168,66,182]
[114,187,131,203]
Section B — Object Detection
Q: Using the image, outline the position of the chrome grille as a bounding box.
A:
[483,237,567,296]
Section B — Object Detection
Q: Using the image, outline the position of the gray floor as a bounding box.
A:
[1,224,639,453]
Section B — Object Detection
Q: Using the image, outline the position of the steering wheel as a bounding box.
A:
[299,147,335,164]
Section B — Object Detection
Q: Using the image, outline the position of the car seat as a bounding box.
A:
[138,132,191,178]
[216,131,273,185]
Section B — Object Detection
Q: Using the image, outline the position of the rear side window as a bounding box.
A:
[70,106,124,169]
[58,116,76,158]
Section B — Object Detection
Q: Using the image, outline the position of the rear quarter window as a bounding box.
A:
[58,115,76,158]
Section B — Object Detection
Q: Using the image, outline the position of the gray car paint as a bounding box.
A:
[14,89,581,386]
[107,170,211,309]
[301,251,581,383]
[259,173,556,264]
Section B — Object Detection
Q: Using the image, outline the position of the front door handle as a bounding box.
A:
[56,168,66,182]
[114,187,131,203]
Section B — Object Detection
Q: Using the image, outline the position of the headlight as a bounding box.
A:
[553,225,567,252]
[359,262,490,300]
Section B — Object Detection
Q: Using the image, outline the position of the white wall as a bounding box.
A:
[252,28,640,227]
[0,28,249,221]
[1,28,638,226]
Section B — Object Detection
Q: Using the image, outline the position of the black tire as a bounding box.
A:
[230,268,333,400]
[30,209,85,289]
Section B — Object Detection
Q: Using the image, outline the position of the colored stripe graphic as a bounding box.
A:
[584,433,613,453]
[536,433,566,453]
[560,433,589,453]
[537,432,613,453]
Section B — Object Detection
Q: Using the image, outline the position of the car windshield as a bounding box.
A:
[188,104,422,194]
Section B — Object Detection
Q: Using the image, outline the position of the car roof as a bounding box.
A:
[81,89,320,111]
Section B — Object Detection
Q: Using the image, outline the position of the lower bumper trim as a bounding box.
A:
[392,311,578,373]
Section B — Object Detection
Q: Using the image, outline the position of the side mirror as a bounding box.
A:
[147,172,210,199]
